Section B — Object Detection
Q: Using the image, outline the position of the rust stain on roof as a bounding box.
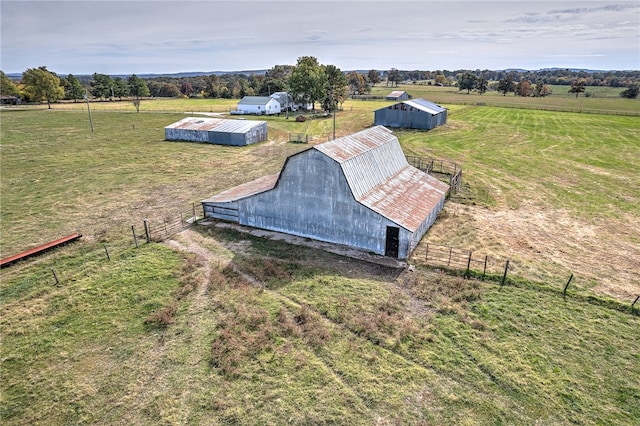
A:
[358,166,448,232]
[165,117,265,133]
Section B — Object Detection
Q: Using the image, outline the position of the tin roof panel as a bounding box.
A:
[358,166,449,232]
[202,173,279,203]
[165,117,266,133]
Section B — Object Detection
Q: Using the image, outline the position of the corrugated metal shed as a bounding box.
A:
[386,90,411,100]
[202,126,449,259]
[374,98,447,130]
[164,117,267,146]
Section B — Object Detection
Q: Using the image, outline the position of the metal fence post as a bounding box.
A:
[501,260,510,287]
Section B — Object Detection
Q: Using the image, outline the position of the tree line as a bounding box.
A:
[2,62,639,108]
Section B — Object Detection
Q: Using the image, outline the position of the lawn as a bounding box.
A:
[1,97,639,424]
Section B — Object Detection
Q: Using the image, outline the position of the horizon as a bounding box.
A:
[1,1,638,75]
[5,66,638,80]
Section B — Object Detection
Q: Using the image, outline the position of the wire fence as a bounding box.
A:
[141,203,204,243]
[412,241,640,314]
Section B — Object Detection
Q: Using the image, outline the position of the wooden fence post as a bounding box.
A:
[51,268,59,285]
[465,251,472,278]
[447,247,453,267]
[482,256,488,280]
[501,260,510,287]
[143,219,150,243]
[425,243,429,262]
[631,295,639,312]
[563,274,574,299]
[131,225,139,248]
[104,244,110,261]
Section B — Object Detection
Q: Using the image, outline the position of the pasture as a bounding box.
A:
[1,94,639,424]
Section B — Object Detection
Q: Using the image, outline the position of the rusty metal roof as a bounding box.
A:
[315,125,396,163]
[358,166,449,232]
[387,91,407,98]
[202,173,279,203]
[165,117,266,133]
[203,125,449,232]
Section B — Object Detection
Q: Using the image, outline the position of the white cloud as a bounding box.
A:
[1,0,638,74]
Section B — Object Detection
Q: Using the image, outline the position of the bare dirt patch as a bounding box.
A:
[421,201,640,301]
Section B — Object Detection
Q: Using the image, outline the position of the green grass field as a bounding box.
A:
[1,95,639,424]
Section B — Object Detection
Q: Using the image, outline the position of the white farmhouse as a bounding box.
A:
[236,96,282,115]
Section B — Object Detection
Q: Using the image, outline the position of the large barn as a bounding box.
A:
[202,126,449,259]
[164,117,268,146]
[374,98,448,130]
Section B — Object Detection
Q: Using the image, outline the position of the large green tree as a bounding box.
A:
[367,69,380,87]
[22,66,64,108]
[476,76,489,94]
[386,68,401,87]
[112,77,130,99]
[91,73,114,99]
[568,79,586,98]
[61,74,85,102]
[128,74,150,112]
[457,72,478,94]
[619,83,639,99]
[533,79,552,97]
[288,56,326,110]
[0,71,20,97]
[261,65,292,95]
[324,65,347,111]
[347,71,367,95]
[497,73,516,96]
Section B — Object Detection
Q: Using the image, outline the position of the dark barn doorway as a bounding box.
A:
[385,226,400,258]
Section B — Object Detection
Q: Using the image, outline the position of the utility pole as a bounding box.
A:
[85,89,94,132]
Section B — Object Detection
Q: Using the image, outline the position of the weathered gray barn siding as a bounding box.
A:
[374,98,447,130]
[165,117,267,146]
[202,126,449,259]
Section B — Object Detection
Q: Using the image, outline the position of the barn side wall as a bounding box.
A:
[374,108,434,130]
[235,150,412,257]
[408,194,446,253]
[165,128,209,143]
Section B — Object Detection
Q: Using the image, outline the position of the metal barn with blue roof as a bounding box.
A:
[374,98,447,130]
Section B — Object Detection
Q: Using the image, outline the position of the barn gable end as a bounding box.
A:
[374,98,448,130]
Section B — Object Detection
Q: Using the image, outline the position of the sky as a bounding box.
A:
[1,0,639,75]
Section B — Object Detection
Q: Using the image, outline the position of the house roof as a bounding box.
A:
[165,117,266,133]
[387,90,408,98]
[238,96,277,106]
[203,125,449,232]
[269,92,293,106]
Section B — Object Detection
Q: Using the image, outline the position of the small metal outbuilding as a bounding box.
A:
[202,126,449,259]
[374,98,448,130]
[386,90,411,101]
[164,117,267,146]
